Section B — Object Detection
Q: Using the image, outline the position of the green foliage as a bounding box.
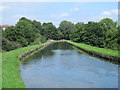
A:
[99,18,117,29]
[99,18,118,50]
[3,17,44,50]
[2,38,22,51]
[32,20,42,33]
[58,21,75,39]
[2,17,118,51]
[70,22,105,48]
[32,33,46,45]
[42,22,60,40]
[0,28,2,52]
[17,36,28,47]
[70,18,118,50]
[15,19,37,44]
[70,22,85,42]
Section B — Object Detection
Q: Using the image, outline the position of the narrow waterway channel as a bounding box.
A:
[20,42,118,88]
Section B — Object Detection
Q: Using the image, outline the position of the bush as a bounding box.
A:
[17,37,28,47]
[2,38,22,51]
[31,34,46,45]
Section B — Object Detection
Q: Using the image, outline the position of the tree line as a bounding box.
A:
[2,17,119,51]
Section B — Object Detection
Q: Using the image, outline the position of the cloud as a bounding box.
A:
[90,9,118,22]
[102,9,118,16]
[51,13,69,18]
[91,16,111,21]
[15,14,36,19]
[111,9,118,14]
[15,14,38,22]
[14,14,38,24]
[51,8,80,19]
[70,8,80,12]
[91,12,117,22]
[0,6,10,11]
[102,11,111,16]
[59,13,69,17]
[16,15,28,18]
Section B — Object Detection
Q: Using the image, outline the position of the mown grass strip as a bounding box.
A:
[2,40,119,88]
[63,40,119,58]
[0,53,2,89]
[2,42,48,88]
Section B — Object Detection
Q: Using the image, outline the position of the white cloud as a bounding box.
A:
[51,13,69,18]
[15,14,36,19]
[14,14,38,24]
[16,15,28,18]
[91,16,112,21]
[0,6,10,11]
[70,8,80,12]
[102,9,118,16]
[59,13,69,17]
[102,11,111,16]
[15,14,38,23]
[90,9,118,22]
[111,9,118,14]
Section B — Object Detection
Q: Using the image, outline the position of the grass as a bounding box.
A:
[2,40,119,88]
[2,42,48,88]
[0,53,2,90]
[63,40,119,58]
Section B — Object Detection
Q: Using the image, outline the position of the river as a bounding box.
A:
[20,42,118,88]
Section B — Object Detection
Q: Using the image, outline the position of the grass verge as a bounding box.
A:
[2,42,48,88]
[0,53,2,89]
[62,40,119,59]
[2,40,119,88]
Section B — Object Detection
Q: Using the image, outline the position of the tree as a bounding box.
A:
[99,18,118,50]
[42,22,59,40]
[70,22,85,42]
[70,21,105,47]
[4,17,41,46]
[58,21,75,39]
[2,17,118,51]
[32,20,42,34]
[99,18,117,29]
[32,33,46,45]
[15,17,38,45]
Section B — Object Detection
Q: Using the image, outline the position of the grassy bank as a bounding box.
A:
[63,40,119,61]
[2,42,48,88]
[2,40,119,88]
[0,53,2,90]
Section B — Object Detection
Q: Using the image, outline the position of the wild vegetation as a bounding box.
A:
[2,17,119,51]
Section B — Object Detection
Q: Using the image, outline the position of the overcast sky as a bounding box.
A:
[1,2,118,27]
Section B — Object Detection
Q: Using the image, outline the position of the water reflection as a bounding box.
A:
[20,42,118,88]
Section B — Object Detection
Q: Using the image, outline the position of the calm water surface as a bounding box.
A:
[20,42,118,88]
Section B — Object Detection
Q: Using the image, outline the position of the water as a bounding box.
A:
[20,42,118,88]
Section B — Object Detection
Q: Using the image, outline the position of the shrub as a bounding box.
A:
[2,38,22,51]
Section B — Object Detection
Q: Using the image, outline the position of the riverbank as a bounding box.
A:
[0,53,2,90]
[62,40,119,63]
[2,42,51,88]
[2,40,119,88]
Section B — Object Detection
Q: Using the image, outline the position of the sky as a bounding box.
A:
[0,2,118,27]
